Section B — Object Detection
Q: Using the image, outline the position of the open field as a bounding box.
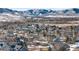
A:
[0,17,79,51]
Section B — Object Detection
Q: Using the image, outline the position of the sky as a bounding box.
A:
[0,0,79,11]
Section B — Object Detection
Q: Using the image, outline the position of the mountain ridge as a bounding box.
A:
[0,8,79,17]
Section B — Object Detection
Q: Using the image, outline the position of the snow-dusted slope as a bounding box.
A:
[0,13,23,22]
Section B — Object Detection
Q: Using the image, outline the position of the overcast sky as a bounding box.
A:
[0,0,79,10]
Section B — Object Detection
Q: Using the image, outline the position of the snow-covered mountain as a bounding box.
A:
[0,8,79,16]
[21,8,79,17]
[0,8,79,22]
